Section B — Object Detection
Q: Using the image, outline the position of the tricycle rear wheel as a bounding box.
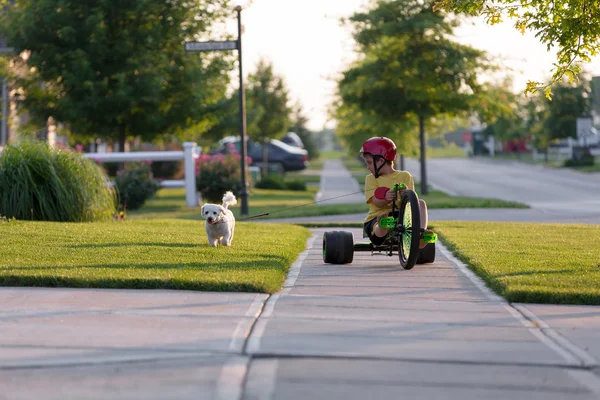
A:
[417,243,436,264]
[323,231,354,264]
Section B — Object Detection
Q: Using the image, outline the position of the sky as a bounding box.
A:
[227,0,600,131]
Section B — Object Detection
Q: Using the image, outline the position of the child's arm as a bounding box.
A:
[372,186,401,208]
[372,196,389,208]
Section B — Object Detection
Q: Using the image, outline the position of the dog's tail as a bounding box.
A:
[222,191,238,210]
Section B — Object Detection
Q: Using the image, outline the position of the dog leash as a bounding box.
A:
[237,190,367,221]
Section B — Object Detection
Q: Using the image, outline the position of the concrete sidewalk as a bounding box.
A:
[2,231,600,399]
[314,159,364,205]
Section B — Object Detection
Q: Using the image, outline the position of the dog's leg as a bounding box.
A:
[208,236,219,247]
[221,232,231,246]
[227,226,235,246]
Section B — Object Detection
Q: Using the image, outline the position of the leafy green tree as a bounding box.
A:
[1,0,234,150]
[475,80,529,151]
[288,101,319,160]
[332,100,420,158]
[245,58,291,173]
[338,0,491,194]
[542,77,592,141]
[524,95,550,151]
[480,76,591,154]
[246,58,291,141]
[434,0,600,96]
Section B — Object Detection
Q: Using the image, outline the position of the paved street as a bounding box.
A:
[2,157,600,399]
[404,157,600,215]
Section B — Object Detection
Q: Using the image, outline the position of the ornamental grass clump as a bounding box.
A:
[0,141,116,222]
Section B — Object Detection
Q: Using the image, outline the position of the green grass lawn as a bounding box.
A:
[434,221,600,305]
[569,158,600,173]
[129,187,527,221]
[284,172,321,184]
[427,143,467,158]
[0,219,311,294]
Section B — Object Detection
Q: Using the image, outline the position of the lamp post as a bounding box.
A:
[235,5,249,216]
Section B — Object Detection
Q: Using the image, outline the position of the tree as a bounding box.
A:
[542,77,592,141]
[288,101,319,160]
[475,79,530,153]
[338,0,491,194]
[332,99,421,158]
[434,0,600,96]
[245,58,291,173]
[1,0,234,151]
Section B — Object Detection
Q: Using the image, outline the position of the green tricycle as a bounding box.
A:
[323,183,437,270]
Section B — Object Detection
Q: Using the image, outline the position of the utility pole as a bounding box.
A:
[184,6,249,215]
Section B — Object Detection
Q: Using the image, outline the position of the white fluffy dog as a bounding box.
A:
[201,191,238,247]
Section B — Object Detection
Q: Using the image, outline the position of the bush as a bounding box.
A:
[255,174,287,190]
[195,152,252,203]
[151,160,183,180]
[0,141,116,222]
[563,155,595,168]
[114,162,161,210]
[286,180,307,191]
[255,175,307,191]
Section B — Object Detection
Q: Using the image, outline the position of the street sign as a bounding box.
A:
[185,40,238,52]
[576,118,593,138]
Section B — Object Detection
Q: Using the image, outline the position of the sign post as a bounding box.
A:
[184,7,249,215]
[577,118,593,147]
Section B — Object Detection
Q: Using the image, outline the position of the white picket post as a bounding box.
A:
[183,142,198,208]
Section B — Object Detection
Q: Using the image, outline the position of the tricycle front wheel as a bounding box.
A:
[397,190,421,270]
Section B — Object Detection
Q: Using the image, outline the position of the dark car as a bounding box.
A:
[281,131,304,148]
[212,137,308,173]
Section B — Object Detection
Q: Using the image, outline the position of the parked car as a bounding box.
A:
[211,137,308,173]
[281,131,304,148]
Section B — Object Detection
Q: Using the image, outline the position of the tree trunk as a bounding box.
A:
[419,114,428,195]
[118,126,126,171]
[118,126,126,153]
[262,141,269,176]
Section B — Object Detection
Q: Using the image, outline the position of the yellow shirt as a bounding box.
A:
[364,170,415,222]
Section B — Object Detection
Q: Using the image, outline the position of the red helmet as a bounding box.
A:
[360,137,396,161]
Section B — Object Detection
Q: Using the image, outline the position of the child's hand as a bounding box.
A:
[374,187,389,200]
[384,189,396,202]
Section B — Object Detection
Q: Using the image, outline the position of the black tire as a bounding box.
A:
[397,190,421,270]
[323,231,354,264]
[416,243,436,264]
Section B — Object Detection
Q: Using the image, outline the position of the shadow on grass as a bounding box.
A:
[495,269,575,278]
[67,242,200,249]
[0,275,268,293]
[4,256,288,272]
[0,254,293,293]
